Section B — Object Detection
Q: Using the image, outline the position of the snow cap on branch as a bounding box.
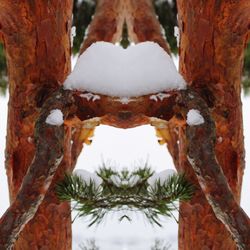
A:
[148,169,176,187]
[74,169,103,187]
[64,42,186,97]
[110,174,141,187]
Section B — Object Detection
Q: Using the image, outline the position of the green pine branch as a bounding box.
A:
[56,166,194,227]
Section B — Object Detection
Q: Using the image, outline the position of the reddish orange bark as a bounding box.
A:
[125,0,171,53]
[1,0,249,249]
[176,1,250,249]
[80,0,124,53]
[0,90,74,250]
[0,1,73,249]
[123,0,250,248]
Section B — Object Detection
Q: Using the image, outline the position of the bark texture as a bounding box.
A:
[80,0,124,53]
[176,1,250,249]
[125,0,171,53]
[0,90,73,250]
[1,87,249,249]
[180,90,250,250]
[1,1,249,249]
[123,0,250,248]
[0,1,73,249]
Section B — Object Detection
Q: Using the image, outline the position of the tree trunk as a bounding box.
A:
[80,0,124,53]
[0,1,73,249]
[125,0,171,53]
[176,1,249,249]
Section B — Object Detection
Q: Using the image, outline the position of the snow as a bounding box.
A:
[155,0,173,6]
[74,169,103,187]
[77,0,95,6]
[128,175,140,187]
[147,169,176,187]
[118,97,134,104]
[186,109,205,126]
[27,137,33,143]
[109,174,140,187]
[217,136,223,143]
[64,42,186,97]
[149,93,170,102]
[80,92,100,101]
[174,26,180,47]
[45,109,64,126]
[110,175,120,187]
[71,26,76,47]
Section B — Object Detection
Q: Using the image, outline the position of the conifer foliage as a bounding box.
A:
[56,165,194,226]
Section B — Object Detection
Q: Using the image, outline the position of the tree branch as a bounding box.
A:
[177,89,250,250]
[176,1,248,247]
[0,89,74,250]
[125,0,171,54]
[79,0,124,54]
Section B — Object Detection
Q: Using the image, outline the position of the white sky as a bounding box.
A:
[72,125,178,250]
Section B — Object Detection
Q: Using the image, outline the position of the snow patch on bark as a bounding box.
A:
[45,109,64,126]
[186,109,204,126]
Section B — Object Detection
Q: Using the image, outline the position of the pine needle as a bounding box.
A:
[56,165,194,227]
